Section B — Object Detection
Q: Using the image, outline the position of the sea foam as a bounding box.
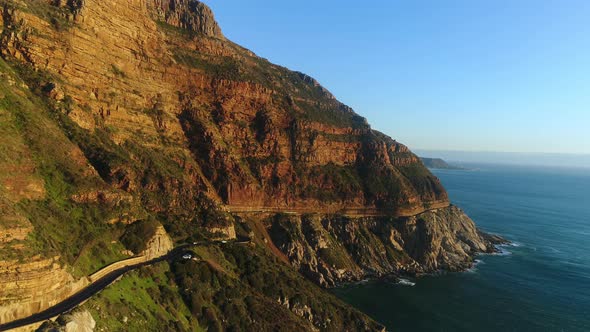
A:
[396,278,416,286]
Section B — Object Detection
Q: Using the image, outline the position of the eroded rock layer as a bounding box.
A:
[264,206,500,287]
[0,0,448,217]
[0,0,496,330]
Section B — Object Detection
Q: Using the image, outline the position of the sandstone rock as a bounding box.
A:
[141,225,173,260]
[149,0,224,38]
[0,257,88,324]
[62,310,96,332]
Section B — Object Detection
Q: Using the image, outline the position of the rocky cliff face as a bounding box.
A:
[140,224,174,259]
[0,0,497,330]
[264,206,500,287]
[149,0,224,38]
[0,256,88,324]
[0,0,448,218]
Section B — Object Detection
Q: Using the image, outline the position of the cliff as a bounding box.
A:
[264,206,500,287]
[0,0,499,330]
[0,0,448,217]
[0,256,88,324]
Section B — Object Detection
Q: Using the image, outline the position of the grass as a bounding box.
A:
[0,58,132,276]
[301,163,363,202]
[170,243,382,331]
[10,0,79,31]
[397,162,445,199]
[172,50,242,81]
[84,262,201,332]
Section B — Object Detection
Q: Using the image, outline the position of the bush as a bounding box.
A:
[120,218,161,254]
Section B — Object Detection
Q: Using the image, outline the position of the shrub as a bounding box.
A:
[120,218,161,254]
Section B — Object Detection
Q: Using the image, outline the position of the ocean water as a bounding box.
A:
[333,163,590,331]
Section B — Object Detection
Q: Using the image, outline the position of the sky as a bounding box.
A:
[204,0,590,155]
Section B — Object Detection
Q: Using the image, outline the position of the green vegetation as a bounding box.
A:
[120,218,160,254]
[84,262,200,331]
[245,155,282,181]
[171,243,381,331]
[79,239,381,331]
[295,99,361,128]
[172,50,242,81]
[398,162,445,198]
[302,163,363,202]
[15,0,77,31]
[155,20,193,37]
[0,58,130,276]
[163,23,367,128]
[110,64,127,78]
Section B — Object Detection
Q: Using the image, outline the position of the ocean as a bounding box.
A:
[333,163,590,331]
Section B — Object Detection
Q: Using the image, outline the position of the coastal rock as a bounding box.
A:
[266,206,499,286]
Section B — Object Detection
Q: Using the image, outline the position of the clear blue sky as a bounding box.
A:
[205,0,590,154]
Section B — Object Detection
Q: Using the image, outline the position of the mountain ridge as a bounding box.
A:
[0,1,501,330]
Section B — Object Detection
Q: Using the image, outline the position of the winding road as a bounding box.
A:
[0,245,192,332]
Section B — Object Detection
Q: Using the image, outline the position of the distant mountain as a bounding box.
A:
[421,157,466,170]
[416,150,590,169]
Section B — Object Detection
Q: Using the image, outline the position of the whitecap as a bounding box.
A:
[494,247,512,256]
[396,278,416,286]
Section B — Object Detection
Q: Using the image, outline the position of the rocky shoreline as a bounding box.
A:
[263,205,508,288]
[328,233,509,290]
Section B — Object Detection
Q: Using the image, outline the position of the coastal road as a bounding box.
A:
[0,245,193,332]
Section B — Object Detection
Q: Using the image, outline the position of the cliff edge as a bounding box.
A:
[0,0,500,330]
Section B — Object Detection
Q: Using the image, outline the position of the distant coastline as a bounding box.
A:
[420,157,467,170]
[416,150,590,169]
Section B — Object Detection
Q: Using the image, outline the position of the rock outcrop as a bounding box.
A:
[36,310,96,332]
[141,224,173,259]
[149,0,224,38]
[63,310,96,332]
[0,257,88,324]
[266,206,501,287]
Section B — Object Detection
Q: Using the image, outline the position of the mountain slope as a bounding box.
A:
[0,1,500,330]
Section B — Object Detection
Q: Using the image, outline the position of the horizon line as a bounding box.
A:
[415,149,590,156]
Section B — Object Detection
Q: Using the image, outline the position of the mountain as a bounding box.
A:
[420,157,465,170]
[0,1,502,330]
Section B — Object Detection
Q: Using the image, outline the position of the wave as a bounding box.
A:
[489,246,512,256]
[466,260,484,273]
[396,278,416,286]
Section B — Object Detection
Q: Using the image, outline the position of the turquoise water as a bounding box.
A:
[333,163,590,331]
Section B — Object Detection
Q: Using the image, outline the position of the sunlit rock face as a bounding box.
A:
[0,1,491,329]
